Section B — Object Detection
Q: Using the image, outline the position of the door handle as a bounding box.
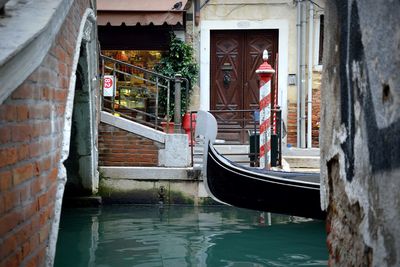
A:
[223,72,231,88]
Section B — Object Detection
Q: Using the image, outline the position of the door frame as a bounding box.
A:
[200,20,289,141]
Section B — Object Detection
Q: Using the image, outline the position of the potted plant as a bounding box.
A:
[154,33,199,128]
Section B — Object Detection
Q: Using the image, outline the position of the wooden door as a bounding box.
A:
[210,30,278,143]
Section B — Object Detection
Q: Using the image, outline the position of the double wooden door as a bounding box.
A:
[210,30,278,143]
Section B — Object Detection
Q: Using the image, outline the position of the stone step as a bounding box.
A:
[99,166,201,180]
[290,167,320,173]
[283,155,320,169]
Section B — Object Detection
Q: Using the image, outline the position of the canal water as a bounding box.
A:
[55,205,327,267]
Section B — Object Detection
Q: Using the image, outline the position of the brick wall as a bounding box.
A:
[99,122,160,167]
[287,103,298,146]
[311,71,321,147]
[0,1,90,266]
[286,71,322,148]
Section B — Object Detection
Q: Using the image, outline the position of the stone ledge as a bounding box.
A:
[99,166,202,181]
[0,0,75,103]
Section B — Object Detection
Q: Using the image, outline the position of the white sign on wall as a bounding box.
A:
[103,75,115,97]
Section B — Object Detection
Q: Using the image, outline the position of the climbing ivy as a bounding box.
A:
[154,33,199,119]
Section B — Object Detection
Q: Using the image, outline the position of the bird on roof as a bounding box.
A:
[172,1,182,10]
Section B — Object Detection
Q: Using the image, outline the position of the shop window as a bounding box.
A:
[101,50,164,119]
[102,50,163,70]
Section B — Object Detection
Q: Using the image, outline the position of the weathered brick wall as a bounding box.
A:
[311,71,321,147]
[286,103,297,146]
[0,1,91,266]
[99,122,160,167]
[286,71,322,148]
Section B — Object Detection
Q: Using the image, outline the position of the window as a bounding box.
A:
[318,15,324,65]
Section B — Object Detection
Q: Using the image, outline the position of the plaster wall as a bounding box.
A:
[320,0,400,265]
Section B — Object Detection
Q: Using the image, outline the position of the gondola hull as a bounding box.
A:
[205,144,326,220]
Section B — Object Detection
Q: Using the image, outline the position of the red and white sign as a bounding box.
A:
[103,75,115,97]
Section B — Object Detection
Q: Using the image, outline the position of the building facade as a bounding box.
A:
[188,0,325,148]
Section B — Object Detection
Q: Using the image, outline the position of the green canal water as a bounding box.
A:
[55,205,327,267]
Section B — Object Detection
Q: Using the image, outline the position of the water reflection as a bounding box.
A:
[55,205,327,267]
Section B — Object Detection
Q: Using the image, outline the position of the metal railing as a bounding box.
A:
[100,54,189,132]
[99,55,282,168]
[190,108,282,168]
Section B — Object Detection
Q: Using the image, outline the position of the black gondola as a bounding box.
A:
[196,111,326,220]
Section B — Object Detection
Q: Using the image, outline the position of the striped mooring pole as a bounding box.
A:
[255,50,275,169]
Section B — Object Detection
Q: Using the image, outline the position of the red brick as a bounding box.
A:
[20,184,32,204]
[11,82,38,100]
[0,147,18,168]
[12,163,34,186]
[29,138,52,158]
[31,175,45,196]
[0,170,12,191]
[29,232,40,252]
[24,252,38,267]
[0,126,11,143]
[30,215,40,233]
[0,250,21,267]
[36,157,52,174]
[17,144,30,161]
[16,105,29,121]
[15,219,34,244]
[48,168,58,183]
[0,195,4,214]
[54,46,67,62]
[3,189,20,212]
[0,210,23,236]
[29,140,41,158]
[38,223,50,244]
[58,62,68,77]
[32,121,51,138]
[12,124,33,142]
[0,235,17,259]
[21,240,31,258]
[22,201,38,220]
[40,86,54,100]
[54,89,67,102]
[38,192,49,210]
[36,247,46,267]
[29,105,51,119]
[56,105,65,116]
[0,105,17,122]
[60,77,69,89]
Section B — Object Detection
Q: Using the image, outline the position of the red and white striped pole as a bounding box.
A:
[256,50,275,169]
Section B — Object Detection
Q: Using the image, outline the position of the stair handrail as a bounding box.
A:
[100,54,175,131]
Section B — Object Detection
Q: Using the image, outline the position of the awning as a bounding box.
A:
[97,0,188,26]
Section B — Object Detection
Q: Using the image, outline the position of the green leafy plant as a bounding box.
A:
[154,33,199,120]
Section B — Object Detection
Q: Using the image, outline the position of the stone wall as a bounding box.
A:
[321,0,400,265]
[0,0,95,266]
[98,122,160,167]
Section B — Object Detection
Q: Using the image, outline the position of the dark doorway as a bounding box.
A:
[210,30,278,143]
[64,44,94,197]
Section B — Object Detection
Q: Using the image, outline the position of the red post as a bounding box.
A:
[256,50,275,169]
